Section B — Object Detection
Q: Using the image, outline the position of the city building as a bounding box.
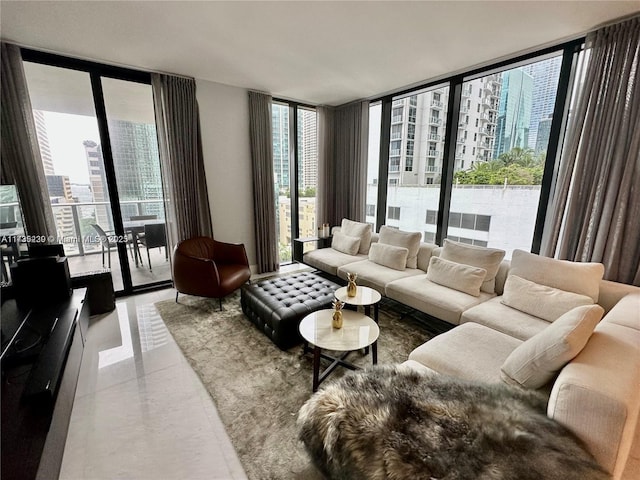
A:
[523,56,563,151]
[83,139,111,229]
[33,109,54,175]
[493,69,533,157]
[108,119,163,220]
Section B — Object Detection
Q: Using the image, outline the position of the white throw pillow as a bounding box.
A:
[426,256,487,297]
[368,243,409,271]
[331,232,361,256]
[341,219,373,255]
[440,239,505,293]
[501,275,594,322]
[509,250,604,302]
[378,225,421,269]
[501,304,605,389]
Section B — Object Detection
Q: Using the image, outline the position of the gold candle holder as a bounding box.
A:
[346,272,358,298]
[332,298,344,329]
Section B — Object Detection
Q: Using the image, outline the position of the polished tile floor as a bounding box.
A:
[59,287,247,480]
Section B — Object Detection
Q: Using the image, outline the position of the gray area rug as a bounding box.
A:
[155,290,434,480]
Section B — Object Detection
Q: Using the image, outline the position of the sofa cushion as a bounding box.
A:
[501,304,605,389]
[408,322,522,384]
[303,248,366,276]
[331,232,361,256]
[502,275,594,322]
[426,256,487,297]
[337,260,422,293]
[341,218,372,255]
[378,225,422,269]
[509,250,604,302]
[386,274,495,325]
[439,239,505,293]
[460,297,551,341]
[368,242,409,271]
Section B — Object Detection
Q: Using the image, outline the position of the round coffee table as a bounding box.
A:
[334,285,382,324]
[299,309,379,392]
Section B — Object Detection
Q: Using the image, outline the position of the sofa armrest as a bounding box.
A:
[598,280,640,314]
[548,321,640,478]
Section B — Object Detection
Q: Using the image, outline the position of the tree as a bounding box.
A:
[454,147,545,186]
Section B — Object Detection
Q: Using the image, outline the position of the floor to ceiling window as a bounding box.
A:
[365,101,382,228]
[369,41,577,257]
[447,55,563,257]
[21,50,170,293]
[272,101,317,264]
[384,86,450,242]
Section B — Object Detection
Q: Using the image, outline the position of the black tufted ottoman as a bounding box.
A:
[240,271,342,350]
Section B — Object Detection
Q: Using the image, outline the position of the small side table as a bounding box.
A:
[292,236,332,263]
[299,309,379,392]
[334,285,382,324]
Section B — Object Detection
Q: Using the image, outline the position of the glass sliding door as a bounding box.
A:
[23,62,126,291]
[449,54,563,258]
[101,78,169,287]
[22,51,171,294]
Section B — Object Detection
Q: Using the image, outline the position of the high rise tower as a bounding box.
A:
[33,110,55,175]
[522,56,562,151]
[493,69,533,157]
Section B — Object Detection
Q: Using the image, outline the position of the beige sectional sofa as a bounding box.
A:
[302,219,640,479]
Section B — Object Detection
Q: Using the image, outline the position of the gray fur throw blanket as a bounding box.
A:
[297,365,609,480]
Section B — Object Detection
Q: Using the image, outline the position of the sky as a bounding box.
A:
[44,111,100,185]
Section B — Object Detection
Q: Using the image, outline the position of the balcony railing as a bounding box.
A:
[425,165,441,173]
[392,115,403,123]
[431,100,443,108]
[428,134,441,141]
[430,117,442,125]
[0,199,166,257]
[427,150,440,157]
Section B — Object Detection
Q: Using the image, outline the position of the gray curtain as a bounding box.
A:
[248,91,279,274]
[541,16,640,285]
[317,101,369,226]
[151,74,213,252]
[316,106,335,227]
[1,42,56,238]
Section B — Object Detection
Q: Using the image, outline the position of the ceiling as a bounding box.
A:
[2,1,639,106]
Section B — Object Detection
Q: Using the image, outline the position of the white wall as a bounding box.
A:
[196,79,257,269]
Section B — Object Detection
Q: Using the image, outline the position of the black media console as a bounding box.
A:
[1,288,89,480]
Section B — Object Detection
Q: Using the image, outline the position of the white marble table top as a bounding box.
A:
[334,285,382,306]
[299,309,379,351]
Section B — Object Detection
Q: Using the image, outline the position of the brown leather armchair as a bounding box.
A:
[173,237,251,310]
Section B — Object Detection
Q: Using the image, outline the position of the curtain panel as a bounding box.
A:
[151,74,213,252]
[317,101,369,227]
[248,91,279,274]
[541,16,640,285]
[0,42,56,238]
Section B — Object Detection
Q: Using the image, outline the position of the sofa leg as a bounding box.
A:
[219,298,223,311]
[175,292,179,303]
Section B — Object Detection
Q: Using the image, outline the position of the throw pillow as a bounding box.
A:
[501,275,594,322]
[368,243,409,271]
[426,256,487,297]
[341,219,373,255]
[378,225,421,269]
[509,250,604,302]
[501,304,605,389]
[331,232,361,256]
[440,239,505,293]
